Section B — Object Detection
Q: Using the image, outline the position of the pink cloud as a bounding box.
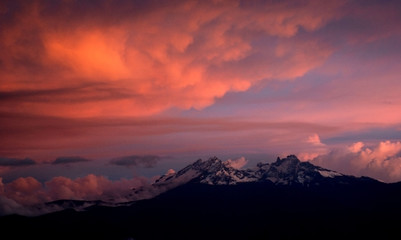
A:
[311,140,401,182]
[0,174,153,215]
[298,152,321,162]
[297,134,329,161]
[306,134,325,146]
[45,174,151,202]
[0,112,338,161]
[2,177,48,206]
[348,142,365,153]
[165,169,176,175]
[0,178,4,194]
[225,157,248,169]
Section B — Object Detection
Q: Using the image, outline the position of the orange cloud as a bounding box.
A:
[0,0,344,118]
[44,29,131,80]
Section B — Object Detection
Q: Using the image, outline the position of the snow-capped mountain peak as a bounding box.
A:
[154,157,257,186]
[154,155,350,187]
[256,155,344,185]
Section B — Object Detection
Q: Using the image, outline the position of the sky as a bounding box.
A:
[1,0,401,213]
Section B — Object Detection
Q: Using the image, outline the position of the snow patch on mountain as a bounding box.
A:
[317,169,343,178]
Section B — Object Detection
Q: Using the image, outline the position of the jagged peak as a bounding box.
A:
[190,157,222,167]
[282,155,300,162]
[256,162,270,168]
[208,156,221,162]
[273,155,300,166]
[197,157,224,169]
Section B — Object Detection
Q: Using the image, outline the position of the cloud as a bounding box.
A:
[348,142,364,153]
[0,110,338,161]
[310,140,401,182]
[52,156,90,165]
[225,157,248,169]
[0,0,345,119]
[165,169,176,175]
[306,134,325,146]
[1,177,48,206]
[297,134,328,161]
[297,152,321,162]
[1,0,401,186]
[0,157,36,167]
[0,174,153,215]
[0,195,24,216]
[110,155,161,168]
[45,174,146,201]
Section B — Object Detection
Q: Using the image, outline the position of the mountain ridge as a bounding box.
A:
[153,155,379,187]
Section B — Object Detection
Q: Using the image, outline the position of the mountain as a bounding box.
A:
[18,155,383,215]
[154,156,257,185]
[154,155,376,187]
[36,155,377,213]
[1,155,400,240]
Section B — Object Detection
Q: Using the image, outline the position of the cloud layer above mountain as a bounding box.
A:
[1,0,401,199]
[310,141,401,183]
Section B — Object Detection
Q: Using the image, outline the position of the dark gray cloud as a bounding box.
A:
[110,155,161,168]
[52,156,90,165]
[0,157,36,167]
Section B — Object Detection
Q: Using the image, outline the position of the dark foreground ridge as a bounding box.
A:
[2,155,401,240]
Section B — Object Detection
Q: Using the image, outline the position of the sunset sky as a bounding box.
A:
[1,0,401,210]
